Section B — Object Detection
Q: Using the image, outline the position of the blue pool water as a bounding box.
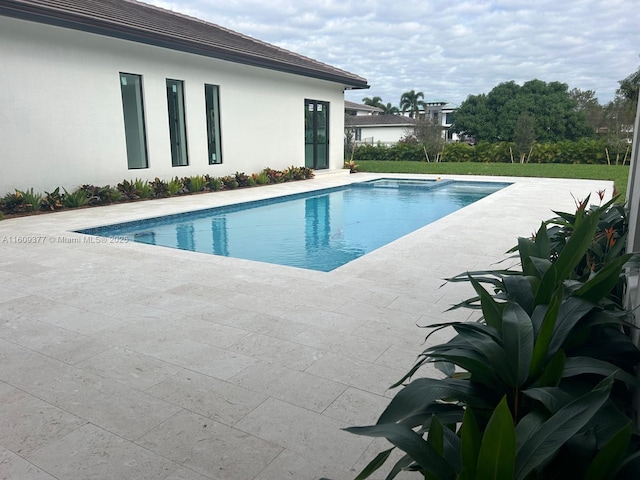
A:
[78,179,510,271]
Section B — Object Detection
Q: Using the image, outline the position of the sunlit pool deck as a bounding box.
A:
[0,171,614,479]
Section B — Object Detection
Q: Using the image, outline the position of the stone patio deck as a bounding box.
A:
[0,172,613,479]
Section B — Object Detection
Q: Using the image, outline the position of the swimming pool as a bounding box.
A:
[78,179,510,271]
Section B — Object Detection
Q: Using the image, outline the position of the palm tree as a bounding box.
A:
[362,96,384,109]
[400,90,425,118]
[382,102,400,115]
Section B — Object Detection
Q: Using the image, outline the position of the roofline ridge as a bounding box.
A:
[129,0,366,82]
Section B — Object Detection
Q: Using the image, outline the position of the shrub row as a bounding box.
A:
[0,166,314,218]
[353,139,628,164]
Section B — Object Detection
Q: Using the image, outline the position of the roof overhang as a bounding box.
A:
[0,0,370,90]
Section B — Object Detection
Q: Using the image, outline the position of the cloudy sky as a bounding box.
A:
[146,0,639,107]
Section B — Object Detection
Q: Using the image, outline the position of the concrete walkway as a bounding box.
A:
[0,172,613,479]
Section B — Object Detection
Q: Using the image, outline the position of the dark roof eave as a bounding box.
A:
[0,4,370,90]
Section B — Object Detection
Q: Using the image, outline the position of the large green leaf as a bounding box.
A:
[514,410,547,451]
[459,408,481,480]
[534,222,550,258]
[476,397,516,480]
[529,289,561,377]
[421,349,505,388]
[584,422,632,480]
[528,257,553,280]
[427,415,444,457]
[399,404,464,429]
[432,326,513,385]
[353,447,394,480]
[576,308,637,331]
[441,423,463,472]
[502,302,534,386]
[562,356,640,388]
[573,253,633,303]
[450,322,502,343]
[546,296,595,358]
[535,349,566,387]
[522,386,573,413]
[533,264,558,307]
[344,423,456,480]
[551,203,600,282]
[469,275,505,331]
[376,378,492,425]
[514,375,614,480]
[384,454,418,480]
[503,275,535,314]
[518,236,540,278]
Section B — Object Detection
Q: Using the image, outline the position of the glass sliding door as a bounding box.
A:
[305,100,329,170]
[119,73,149,169]
[166,79,188,167]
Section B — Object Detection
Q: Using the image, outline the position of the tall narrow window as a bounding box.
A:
[119,73,148,169]
[205,84,222,164]
[166,79,188,166]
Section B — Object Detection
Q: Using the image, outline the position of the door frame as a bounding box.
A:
[305,99,329,170]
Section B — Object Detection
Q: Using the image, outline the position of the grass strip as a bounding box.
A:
[357,161,629,199]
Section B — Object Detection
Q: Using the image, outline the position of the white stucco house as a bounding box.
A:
[344,100,384,117]
[0,0,369,195]
[345,114,417,145]
[401,101,460,142]
[344,100,460,145]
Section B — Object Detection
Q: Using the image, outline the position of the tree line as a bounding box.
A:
[357,66,639,163]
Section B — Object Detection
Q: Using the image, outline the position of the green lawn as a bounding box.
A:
[357,161,630,200]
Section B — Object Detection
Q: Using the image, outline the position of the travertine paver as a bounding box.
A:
[0,172,613,479]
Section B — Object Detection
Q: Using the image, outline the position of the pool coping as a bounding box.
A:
[74,177,513,272]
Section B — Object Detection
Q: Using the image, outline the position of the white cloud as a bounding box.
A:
[143,0,640,106]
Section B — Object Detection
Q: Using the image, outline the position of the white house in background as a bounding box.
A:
[345,114,417,145]
[0,0,368,195]
[345,100,459,145]
[344,100,384,116]
[404,101,460,142]
[426,102,459,142]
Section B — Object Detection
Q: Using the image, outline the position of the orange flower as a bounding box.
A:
[605,227,616,247]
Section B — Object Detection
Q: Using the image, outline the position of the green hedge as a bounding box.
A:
[352,139,619,164]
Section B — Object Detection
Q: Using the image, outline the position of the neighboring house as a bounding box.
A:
[425,102,459,142]
[344,100,459,145]
[345,100,384,116]
[345,114,417,145]
[402,101,460,142]
[0,0,368,194]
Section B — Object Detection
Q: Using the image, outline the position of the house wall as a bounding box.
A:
[0,15,346,195]
[358,126,411,145]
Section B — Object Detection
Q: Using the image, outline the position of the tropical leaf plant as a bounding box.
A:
[205,175,222,191]
[133,178,152,198]
[62,187,89,208]
[168,176,184,195]
[17,188,43,212]
[186,175,206,193]
[42,187,63,211]
[150,177,170,198]
[220,175,239,189]
[234,171,251,187]
[81,184,122,205]
[1,189,26,213]
[347,195,640,479]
